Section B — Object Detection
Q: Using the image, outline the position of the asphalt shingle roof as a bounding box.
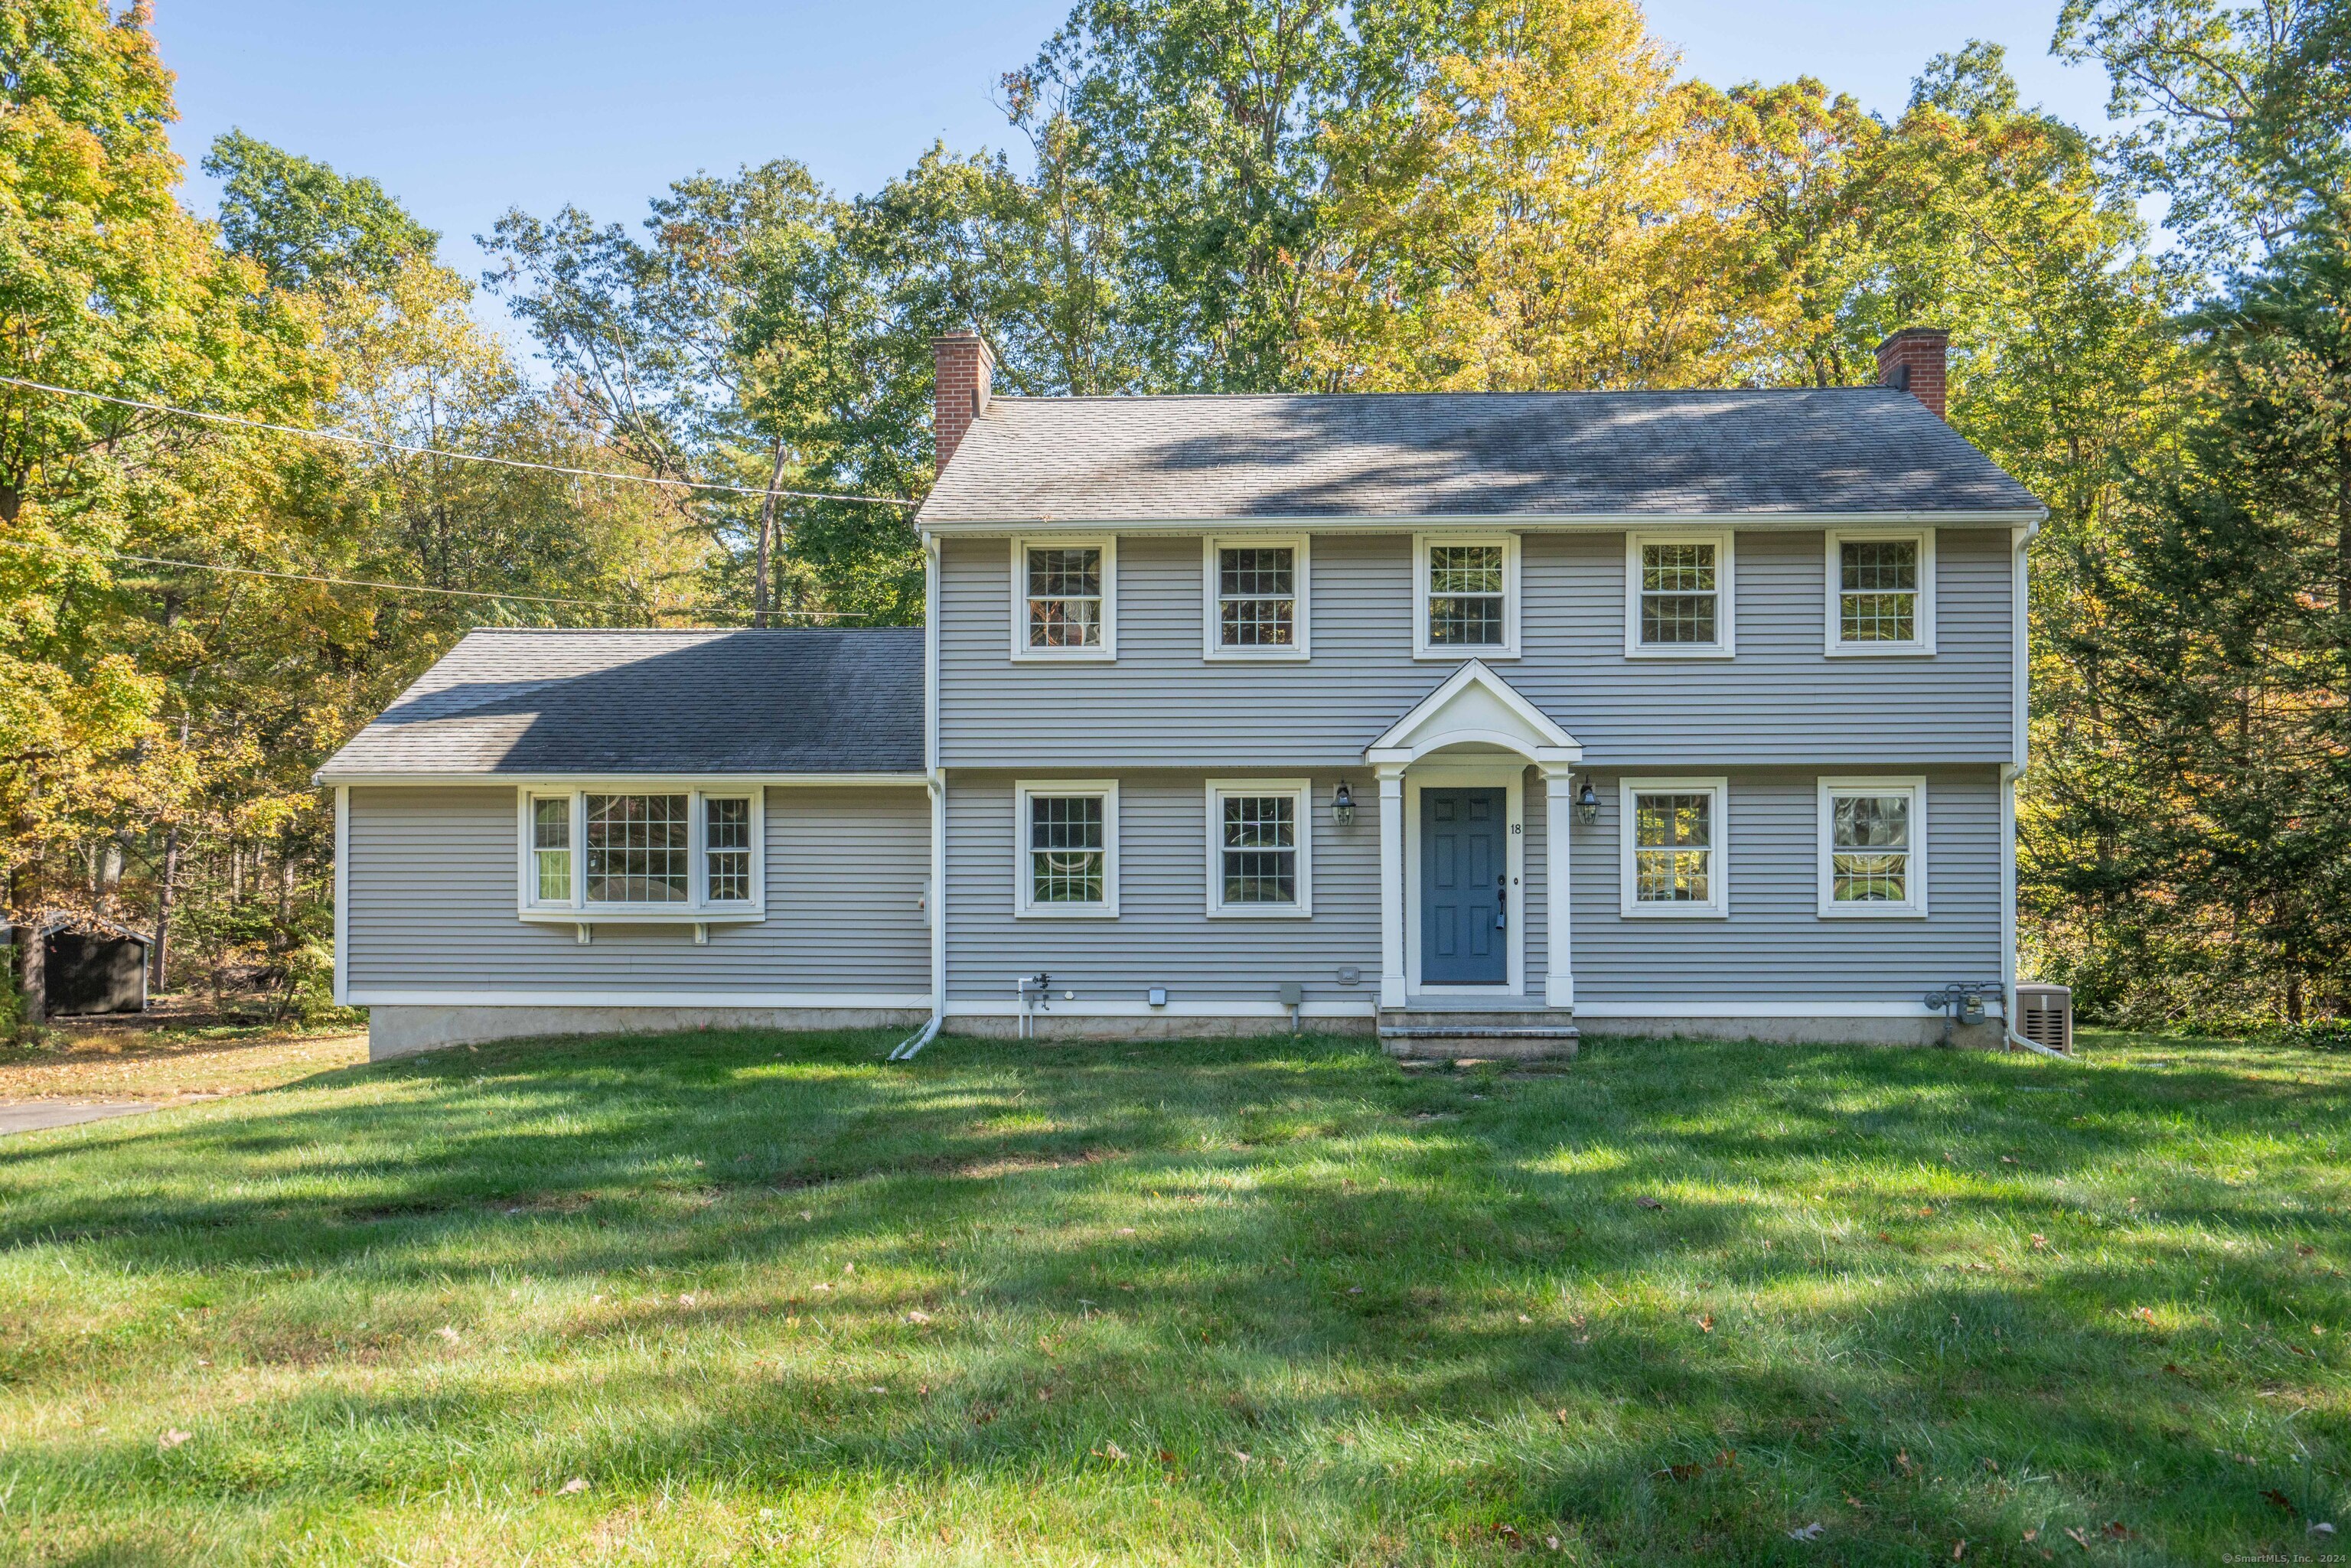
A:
[917,388,2041,526]
[316,628,924,779]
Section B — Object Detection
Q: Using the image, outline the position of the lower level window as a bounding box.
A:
[1819,777,1926,915]
[1016,781,1119,916]
[522,788,760,914]
[1206,780,1312,916]
[1619,777,1729,917]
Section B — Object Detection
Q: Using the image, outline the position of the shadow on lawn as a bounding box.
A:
[2,1028,2343,1557]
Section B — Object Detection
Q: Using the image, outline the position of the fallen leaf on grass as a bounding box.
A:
[2134,1307,2158,1325]
[2030,1234,2048,1250]
[558,1478,588,1495]
[1492,1524,1523,1544]
[1095,1442,1130,1462]
[1696,1314,1715,1333]
[1157,1449,1177,1464]
[2101,1522,2133,1540]
[2022,1528,2038,1543]
[2164,1363,2186,1376]
[1894,1450,1916,1476]
[2065,1527,2092,1550]
[158,1429,191,1450]
[905,1310,932,1325]
[1635,1196,1665,1210]
[2264,1489,2297,1513]
[1787,1522,1826,1542]
[1952,1541,1968,1560]
[435,1325,461,1345]
[2296,1244,2315,1257]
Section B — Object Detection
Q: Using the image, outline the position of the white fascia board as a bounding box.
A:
[1365,657,1580,761]
[319,771,929,787]
[921,509,2049,536]
[351,989,935,1010]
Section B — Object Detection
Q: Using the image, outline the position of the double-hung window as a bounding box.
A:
[520,788,762,921]
[1205,780,1312,916]
[1012,536,1115,659]
[1414,533,1519,658]
[1015,780,1119,917]
[1203,536,1309,658]
[1818,777,1926,916]
[1824,530,1935,654]
[1619,777,1729,918]
[1625,531,1734,656]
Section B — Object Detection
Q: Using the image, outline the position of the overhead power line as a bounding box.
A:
[0,373,921,507]
[0,534,846,619]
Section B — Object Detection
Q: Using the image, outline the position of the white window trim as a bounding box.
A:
[1203,778,1314,918]
[1624,529,1736,658]
[1413,532,1521,660]
[1824,528,1936,657]
[1201,534,1311,660]
[515,784,766,924]
[1010,535,1117,662]
[1618,776,1730,919]
[1013,778,1120,918]
[1818,775,1929,918]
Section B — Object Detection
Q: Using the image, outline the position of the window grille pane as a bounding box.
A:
[706,797,752,902]
[1428,545,1505,644]
[1217,547,1295,647]
[1220,794,1297,903]
[1831,792,1910,901]
[1027,547,1104,647]
[585,793,690,903]
[1839,540,1918,642]
[1633,791,1713,903]
[532,797,572,901]
[1029,794,1106,904]
[1640,543,1718,644]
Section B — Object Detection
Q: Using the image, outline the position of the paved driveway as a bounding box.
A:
[0,1101,157,1136]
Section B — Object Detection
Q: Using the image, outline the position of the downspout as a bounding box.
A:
[2000,518,2066,1060]
[892,530,947,1063]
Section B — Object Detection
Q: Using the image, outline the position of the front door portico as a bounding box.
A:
[1365,660,1583,1012]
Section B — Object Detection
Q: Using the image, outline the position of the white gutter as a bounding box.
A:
[919,508,2049,537]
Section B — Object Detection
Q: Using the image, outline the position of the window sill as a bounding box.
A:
[1202,648,1311,663]
[1010,648,1117,663]
[1414,648,1520,663]
[1624,646,1736,660]
[1013,905,1120,920]
[1618,905,1730,920]
[1205,906,1314,919]
[1816,905,1929,919]
[518,908,764,924]
[1824,644,1936,658]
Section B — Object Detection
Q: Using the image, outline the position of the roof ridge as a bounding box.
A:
[985,386,1907,404]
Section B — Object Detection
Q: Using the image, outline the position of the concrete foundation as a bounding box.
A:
[367,1004,928,1060]
[1578,1015,2010,1049]
[943,1012,1377,1042]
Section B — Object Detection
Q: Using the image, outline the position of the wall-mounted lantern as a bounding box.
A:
[1332,780,1356,825]
[1574,777,1599,826]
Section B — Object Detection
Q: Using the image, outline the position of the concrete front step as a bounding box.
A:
[1378,1008,1580,1061]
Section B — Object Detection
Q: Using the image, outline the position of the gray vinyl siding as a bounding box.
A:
[944,771,1380,1011]
[344,784,931,999]
[943,766,1998,1012]
[939,528,2015,768]
[1569,766,2003,1008]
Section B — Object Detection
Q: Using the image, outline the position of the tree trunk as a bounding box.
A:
[753,436,789,628]
[8,823,42,1026]
[150,823,179,993]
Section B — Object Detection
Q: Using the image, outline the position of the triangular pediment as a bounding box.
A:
[1365,660,1581,765]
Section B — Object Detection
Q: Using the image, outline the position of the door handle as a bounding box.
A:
[1495,874,1508,930]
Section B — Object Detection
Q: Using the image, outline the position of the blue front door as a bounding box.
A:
[1420,787,1508,986]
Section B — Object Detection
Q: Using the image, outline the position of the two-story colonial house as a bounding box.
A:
[320,328,2039,1059]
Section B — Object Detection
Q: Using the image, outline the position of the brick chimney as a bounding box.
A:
[933,332,995,472]
[1876,328,1949,421]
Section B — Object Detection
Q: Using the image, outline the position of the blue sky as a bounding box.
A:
[155,1,2122,288]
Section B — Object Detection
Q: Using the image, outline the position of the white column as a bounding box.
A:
[1542,765,1575,1010]
[1378,764,1407,1009]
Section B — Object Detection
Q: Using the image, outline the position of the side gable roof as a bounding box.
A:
[918,387,2042,528]
[316,628,924,781]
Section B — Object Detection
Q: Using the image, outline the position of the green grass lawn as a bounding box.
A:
[0,1029,2343,1565]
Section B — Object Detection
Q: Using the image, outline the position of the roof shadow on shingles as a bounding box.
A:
[921,387,2041,522]
[324,628,924,777]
